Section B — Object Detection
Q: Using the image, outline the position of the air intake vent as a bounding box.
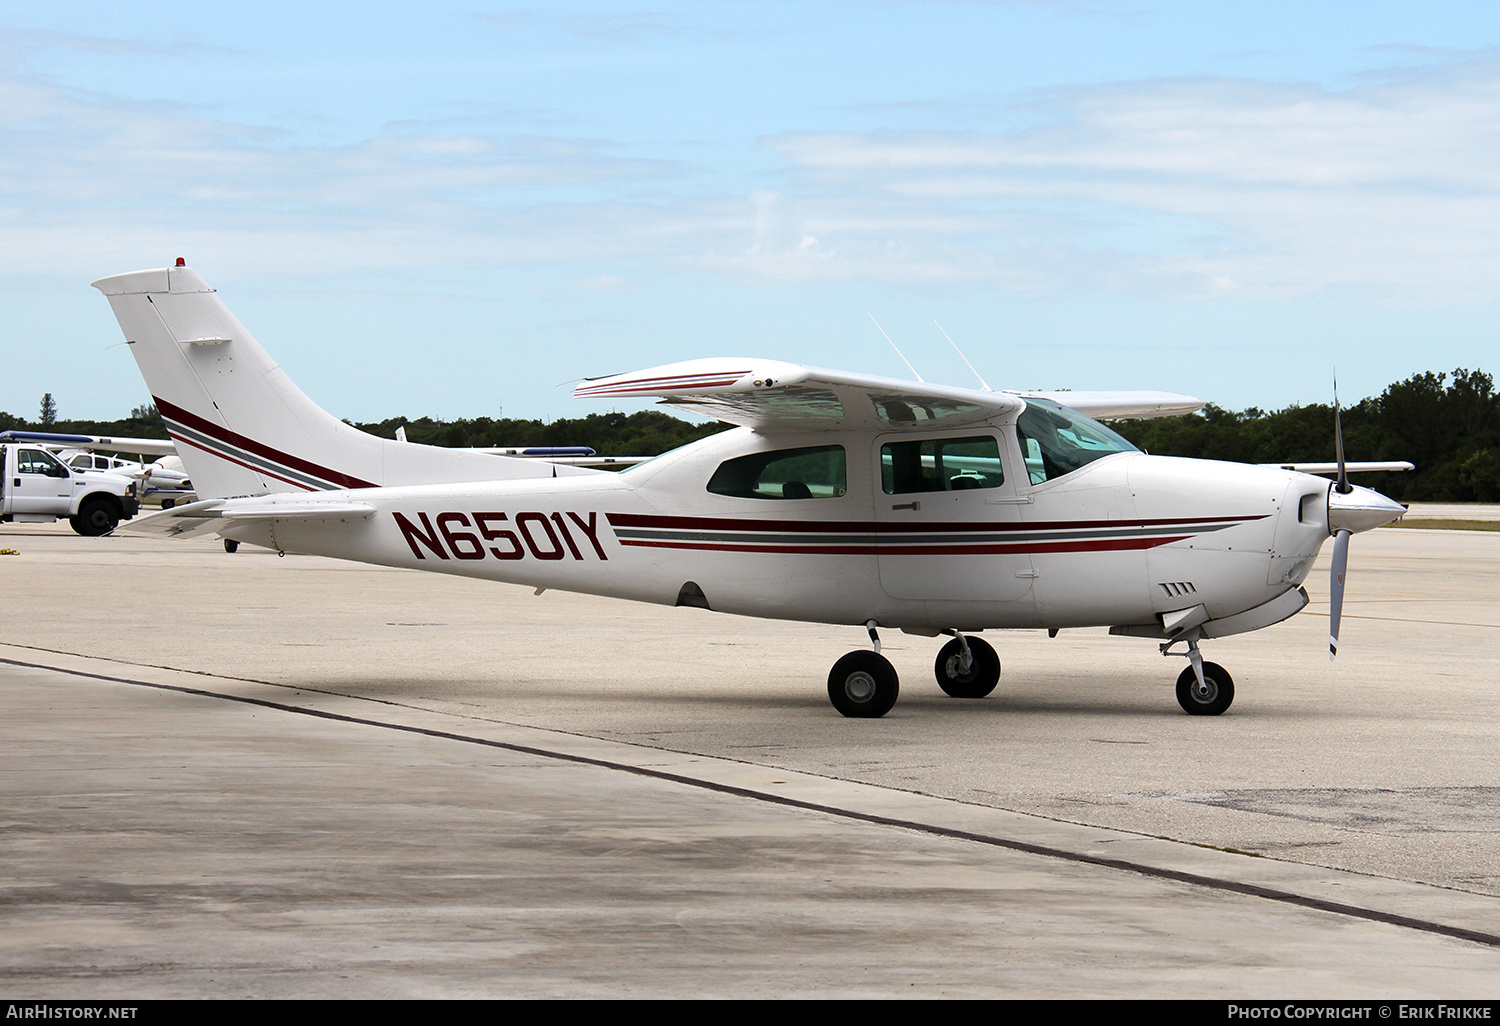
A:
[1159,581,1198,598]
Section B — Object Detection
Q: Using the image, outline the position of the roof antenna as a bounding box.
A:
[935,321,992,392]
[867,314,924,382]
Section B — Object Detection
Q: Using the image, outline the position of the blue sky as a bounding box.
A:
[3,1,1499,425]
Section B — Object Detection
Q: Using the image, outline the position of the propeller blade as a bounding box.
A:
[1329,528,1350,660]
[1333,375,1351,496]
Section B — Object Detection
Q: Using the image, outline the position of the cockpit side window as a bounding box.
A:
[881,435,1004,495]
[1015,399,1138,484]
[706,445,847,500]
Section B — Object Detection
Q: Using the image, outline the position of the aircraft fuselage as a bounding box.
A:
[226,425,1333,637]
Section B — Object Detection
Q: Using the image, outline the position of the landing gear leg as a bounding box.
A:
[827,621,900,718]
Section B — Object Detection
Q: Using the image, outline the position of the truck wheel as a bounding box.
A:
[69,498,119,536]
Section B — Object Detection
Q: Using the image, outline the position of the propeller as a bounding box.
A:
[1329,526,1350,659]
[1324,377,1405,659]
[1330,379,1351,660]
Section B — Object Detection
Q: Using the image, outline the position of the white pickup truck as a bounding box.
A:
[0,438,141,535]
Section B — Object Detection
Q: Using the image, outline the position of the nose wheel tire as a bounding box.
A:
[1175,662,1234,716]
[934,637,1001,698]
[828,651,900,718]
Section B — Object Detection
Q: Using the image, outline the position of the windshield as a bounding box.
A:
[1015,398,1137,484]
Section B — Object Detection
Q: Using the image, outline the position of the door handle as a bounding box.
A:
[891,501,921,511]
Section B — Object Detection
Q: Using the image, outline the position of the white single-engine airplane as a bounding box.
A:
[94,261,1406,718]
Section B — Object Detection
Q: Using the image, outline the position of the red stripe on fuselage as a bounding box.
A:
[155,396,377,490]
[605,512,1264,534]
[615,536,1190,555]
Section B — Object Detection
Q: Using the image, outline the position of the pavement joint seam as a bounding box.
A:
[7,652,1500,953]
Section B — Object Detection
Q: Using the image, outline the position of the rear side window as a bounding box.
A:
[881,435,1004,495]
[707,445,847,500]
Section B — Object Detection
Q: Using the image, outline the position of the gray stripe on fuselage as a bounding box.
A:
[165,418,336,491]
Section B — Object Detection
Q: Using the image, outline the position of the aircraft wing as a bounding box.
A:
[473,447,651,469]
[1008,391,1205,420]
[0,430,177,457]
[1261,461,1415,475]
[573,358,1024,432]
[126,496,377,538]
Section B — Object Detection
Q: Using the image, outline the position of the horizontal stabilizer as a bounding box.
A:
[125,499,229,538]
[219,501,376,521]
[125,496,376,539]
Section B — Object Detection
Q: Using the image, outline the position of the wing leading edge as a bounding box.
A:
[573,358,1202,429]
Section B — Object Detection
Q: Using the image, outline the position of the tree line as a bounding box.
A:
[1105,368,1497,502]
[4,366,1494,501]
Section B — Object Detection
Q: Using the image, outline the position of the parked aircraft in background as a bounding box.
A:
[0,431,193,506]
[94,262,1406,717]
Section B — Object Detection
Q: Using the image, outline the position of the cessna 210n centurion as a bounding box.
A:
[94,261,1406,718]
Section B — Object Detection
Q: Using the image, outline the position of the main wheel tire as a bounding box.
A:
[934,636,1001,698]
[1176,662,1234,716]
[828,651,900,718]
[69,498,119,537]
[224,539,240,553]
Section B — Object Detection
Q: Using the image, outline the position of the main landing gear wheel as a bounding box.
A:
[828,651,900,718]
[1176,662,1234,716]
[934,637,1001,698]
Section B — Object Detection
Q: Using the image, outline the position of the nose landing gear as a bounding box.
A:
[1163,636,1235,715]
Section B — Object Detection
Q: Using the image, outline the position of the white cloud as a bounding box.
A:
[752,61,1500,299]
[6,48,1500,303]
[0,65,705,276]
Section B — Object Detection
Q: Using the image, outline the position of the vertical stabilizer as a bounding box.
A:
[92,263,588,498]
